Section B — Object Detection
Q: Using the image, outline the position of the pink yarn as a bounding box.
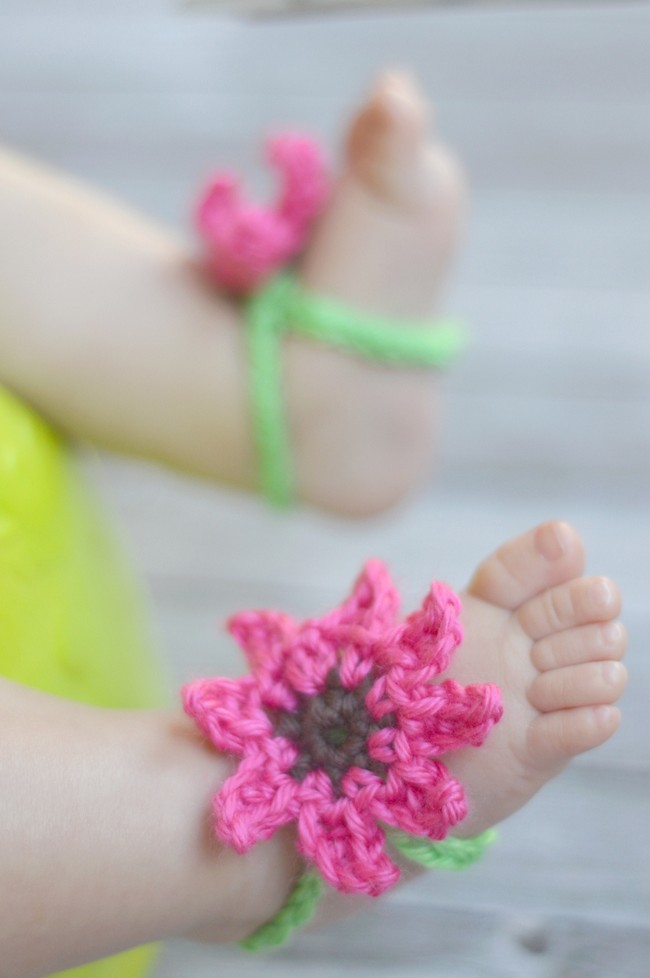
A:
[195,133,330,295]
[182,561,503,897]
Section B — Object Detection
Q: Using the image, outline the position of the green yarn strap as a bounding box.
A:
[240,870,324,952]
[387,828,496,870]
[280,274,466,366]
[247,278,295,506]
[246,274,467,507]
[240,831,493,952]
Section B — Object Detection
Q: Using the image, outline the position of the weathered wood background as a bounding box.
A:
[1,1,648,975]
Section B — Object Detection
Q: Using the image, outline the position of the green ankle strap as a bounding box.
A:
[246,274,466,507]
[241,829,495,951]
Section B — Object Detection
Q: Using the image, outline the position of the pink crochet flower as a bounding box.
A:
[182,561,503,897]
[195,133,330,295]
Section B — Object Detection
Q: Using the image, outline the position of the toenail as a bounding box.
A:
[536,522,570,561]
[594,704,617,729]
[592,578,615,610]
[601,621,624,649]
[602,661,623,686]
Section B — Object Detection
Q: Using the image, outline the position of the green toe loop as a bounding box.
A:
[246,273,467,507]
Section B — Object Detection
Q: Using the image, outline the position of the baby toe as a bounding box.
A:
[517,576,622,642]
[528,660,628,713]
[527,705,621,765]
[468,521,585,612]
[532,621,627,672]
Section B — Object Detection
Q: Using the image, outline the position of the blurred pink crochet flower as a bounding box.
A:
[182,561,503,897]
[195,133,330,295]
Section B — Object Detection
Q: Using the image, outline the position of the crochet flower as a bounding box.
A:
[195,133,330,295]
[182,561,503,897]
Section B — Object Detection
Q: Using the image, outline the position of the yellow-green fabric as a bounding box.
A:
[0,385,169,978]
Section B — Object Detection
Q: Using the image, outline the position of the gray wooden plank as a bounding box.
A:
[156,904,650,978]
[1,3,649,106]
[2,92,648,198]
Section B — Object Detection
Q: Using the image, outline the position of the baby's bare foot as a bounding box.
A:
[441,521,627,837]
[295,520,626,936]
[288,73,466,515]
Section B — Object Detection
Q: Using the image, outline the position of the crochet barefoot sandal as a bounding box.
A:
[195,134,466,506]
[183,561,503,950]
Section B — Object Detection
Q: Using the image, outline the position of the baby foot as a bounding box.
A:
[288,72,466,515]
[186,522,626,944]
[440,521,627,838]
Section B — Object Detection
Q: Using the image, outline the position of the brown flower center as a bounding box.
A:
[270,667,394,796]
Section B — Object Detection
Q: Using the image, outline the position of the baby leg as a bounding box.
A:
[0,73,463,515]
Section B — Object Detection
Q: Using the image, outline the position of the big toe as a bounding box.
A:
[468,521,585,612]
[300,70,465,320]
[346,72,465,219]
[346,72,430,193]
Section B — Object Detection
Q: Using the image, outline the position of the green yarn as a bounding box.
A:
[387,828,496,870]
[246,274,467,507]
[240,870,324,952]
[240,830,494,952]
[247,277,295,507]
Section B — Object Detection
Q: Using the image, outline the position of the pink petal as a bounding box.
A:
[296,771,400,896]
[367,676,502,766]
[364,670,395,723]
[283,623,339,697]
[269,133,331,233]
[321,560,401,633]
[318,621,387,692]
[195,172,238,233]
[321,561,403,690]
[227,610,299,710]
[366,724,402,766]
[215,746,301,853]
[228,609,339,702]
[182,676,271,754]
[383,582,463,677]
[396,679,504,754]
[370,757,468,839]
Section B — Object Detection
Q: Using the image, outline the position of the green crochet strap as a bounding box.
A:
[246,273,467,507]
[240,831,493,952]
[240,870,324,952]
[387,828,496,869]
[276,273,466,365]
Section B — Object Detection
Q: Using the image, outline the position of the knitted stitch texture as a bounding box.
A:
[195,134,330,294]
[183,561,503,898]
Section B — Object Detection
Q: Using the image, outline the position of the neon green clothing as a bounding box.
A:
[0,385,168,978]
